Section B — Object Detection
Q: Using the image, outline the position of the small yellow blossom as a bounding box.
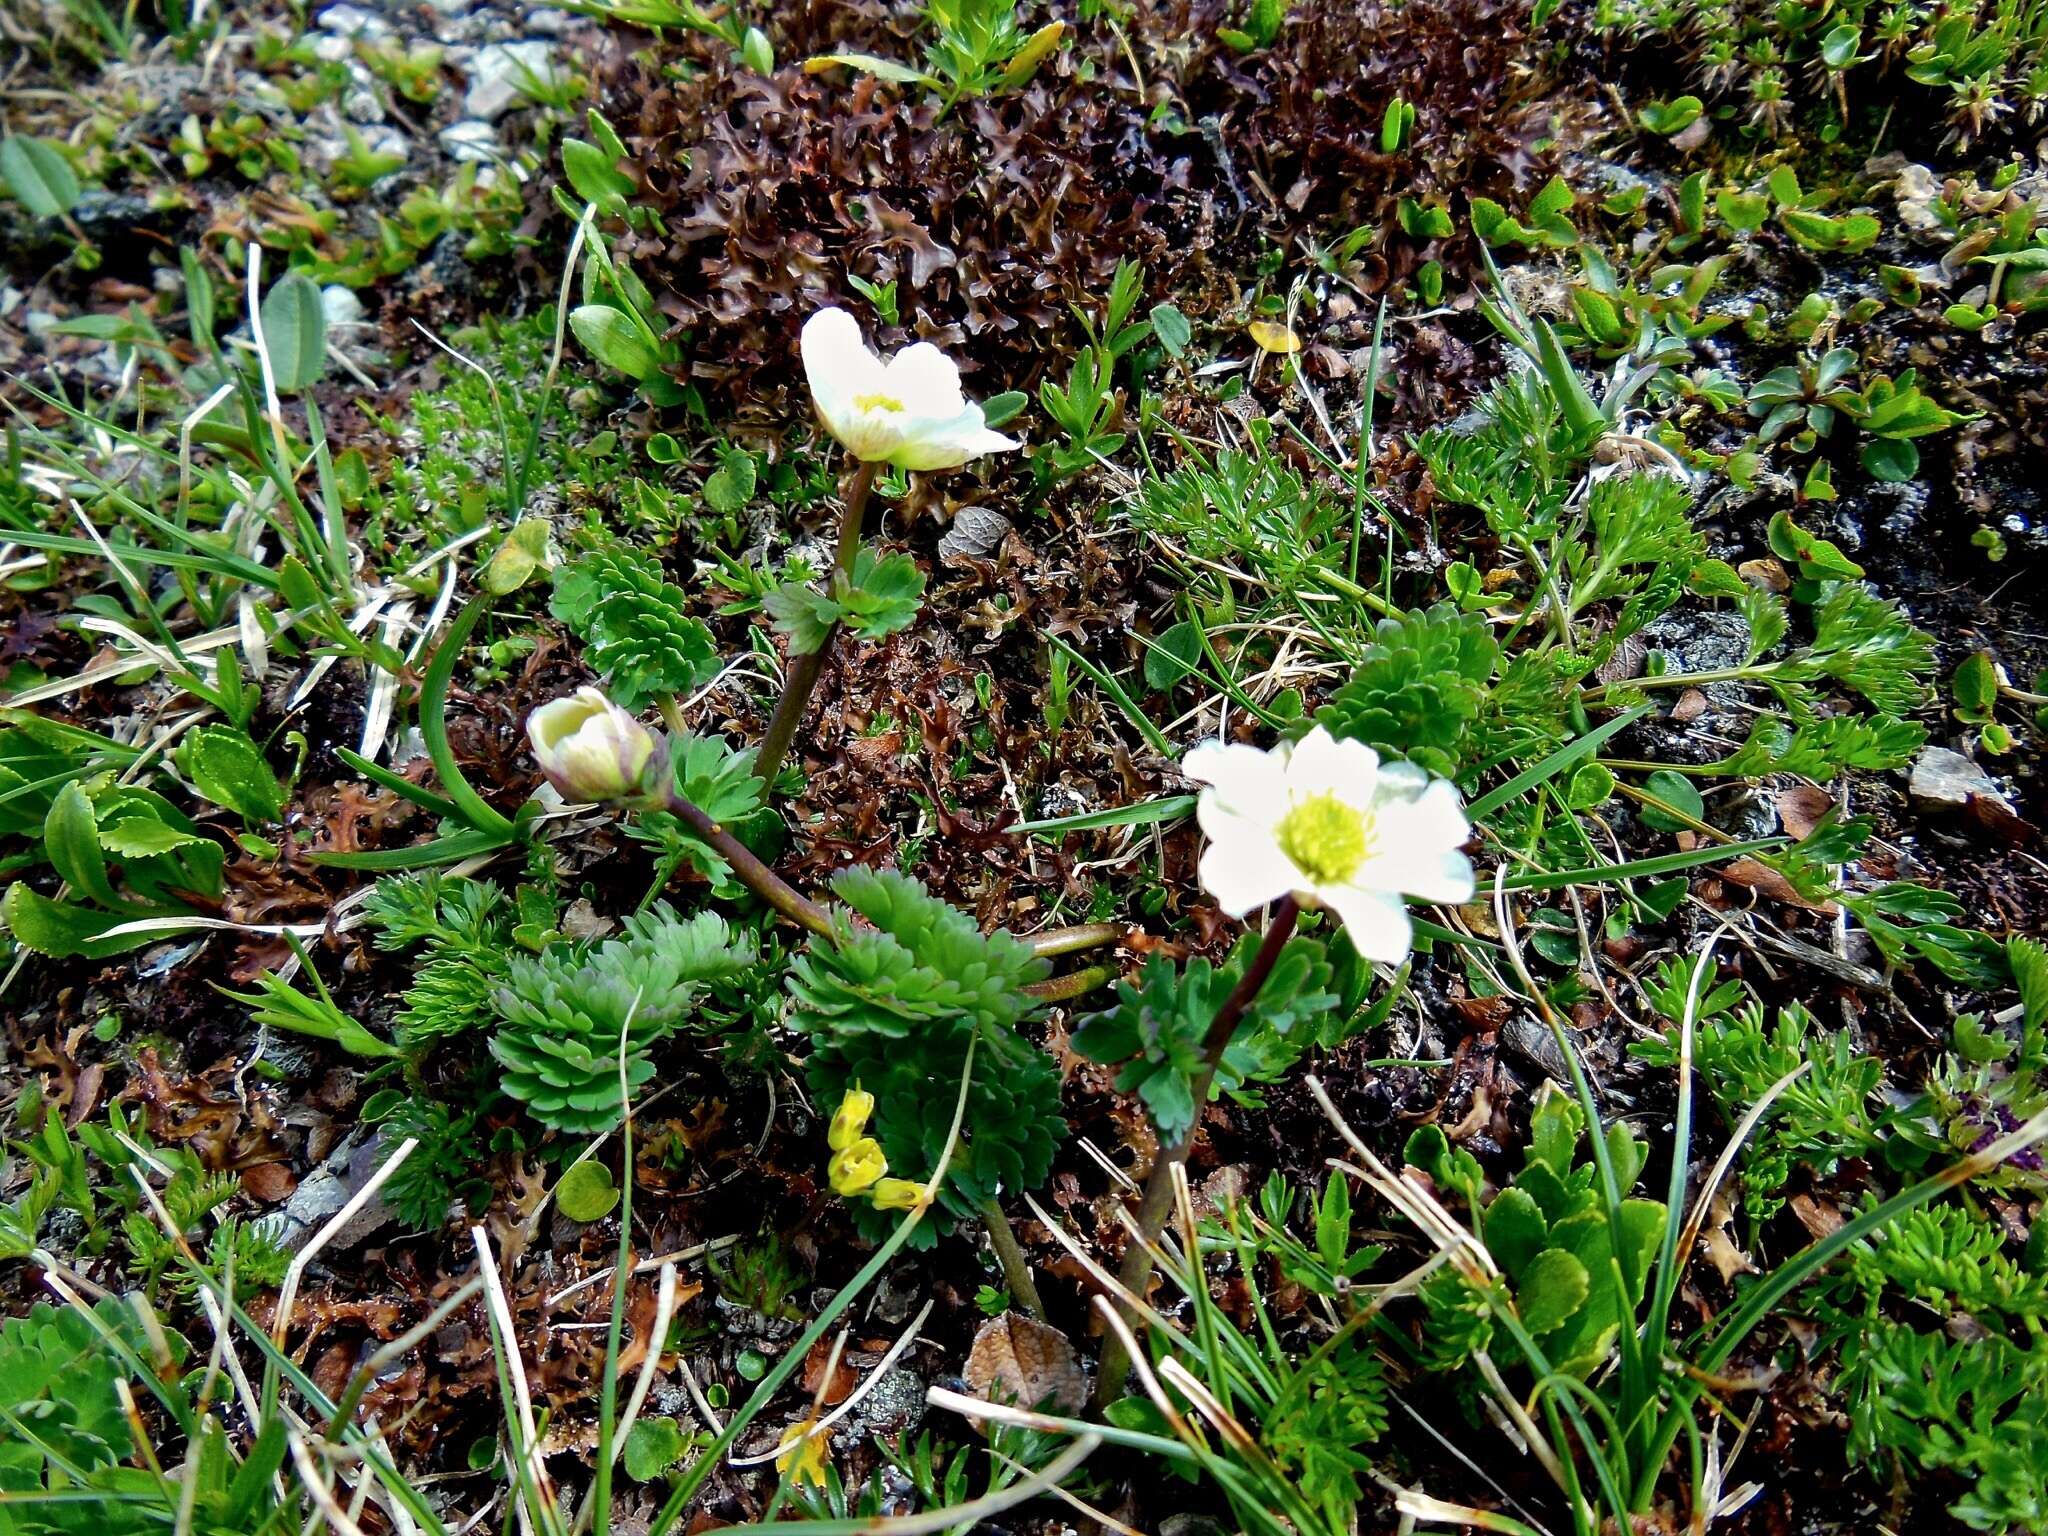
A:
[1248,320,1303,354]
[827,1086,875,1152]
[776,1418,829,1488]
[828,1136,887,1196]
[869,1177,925,1211]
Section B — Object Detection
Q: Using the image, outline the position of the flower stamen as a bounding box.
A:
[1275,792,1372,886]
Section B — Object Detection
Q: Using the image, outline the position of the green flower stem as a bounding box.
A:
[646,1033,982,1536]
[1092,894,1301,1411]
[755,458,878,789]
[1580,662,1774,706]
[1023,960,1120,1001]
[977,1195,1048,1320]
[655,782,834,937]
[653,789,1124,975]
[1026,921,1128,959]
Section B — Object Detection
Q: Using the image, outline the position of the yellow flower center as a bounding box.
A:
[852,391,906,413]
[1276,792,1372,886]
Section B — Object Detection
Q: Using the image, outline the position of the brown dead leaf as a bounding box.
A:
[241,1162,298,1202]
[1739,557,1791,592]
[1775,785,1837,841]
[800,1335,861,1406]
[1719,856,1840,915]
[963,1313,1086,1415]
[1789,1193,1845,1241]
[1699,1188,1755,1285]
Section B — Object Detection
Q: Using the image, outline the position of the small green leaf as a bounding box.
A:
[555,1161,620,1223]
[1767,510,1864,581]
[1860,437,1919,482]
[1150,303,1192,358]
[0,882,141,959]
[1638,769,1704,832]
[98,819,205,859]
[623,1417,688,1482]
[1638,96,1702,135]
[483,517,556,595]
[1144,620,1203,690]
[702,449,757,515]
[177,725,288,824]
[835,547,924,641]
[46,783,122,910]
[1820,22,1862,67]
[1715,189,1769,232]
[1517,1247,1591,1334]
[561,138,634,210]
[1953,651,1999,723]
[982,390,1027,429]
[0,136,81,219]
[1398,197,1454,240]
[259,273,328,394]
[1564,762,1616,810]
[570,304,660,379]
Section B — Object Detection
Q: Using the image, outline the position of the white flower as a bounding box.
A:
[1183,726,1476,963]
[527,687,659,804]
[800,307,1020,471]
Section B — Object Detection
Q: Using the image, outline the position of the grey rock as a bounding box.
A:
[1502,1009,1574,1085]
[68,190,167,242]
[316,2,390,35]
[1639,607,1750,677]
[1909,747,2013,814]
[464,41,558,120]
[439,119,503,164]
[937,505,1011,561]
[260,1133,401,1252]
[842,1365,926,1438]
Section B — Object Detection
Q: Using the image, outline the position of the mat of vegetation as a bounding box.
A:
[2,0,2046,1532]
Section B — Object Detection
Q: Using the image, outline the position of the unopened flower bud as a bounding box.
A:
[828,1085,875,1152]
[526,687,659,805]
[868,1177,924,1211]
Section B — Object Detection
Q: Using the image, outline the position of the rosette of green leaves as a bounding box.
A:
[787,868,1057,1242]
[628,732,774,898]
[1072,932,1337,1145]
[1313,604,1499,779]
[491,907,756,1133]
[549,546,719,711]
[1410,1086,1663,1378]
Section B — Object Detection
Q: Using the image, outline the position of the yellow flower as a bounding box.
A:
[827,1086,874,1152]
[776,1418,829,1488]
[1248,320,1303,354]
[828,1136,887,1196]
[869,1177,925,1211]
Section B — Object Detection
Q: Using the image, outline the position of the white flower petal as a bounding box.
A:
[1319,885,1415,964]
[802,308,888,443]
[880,341,967,418]
[1374,759,1432,799]
[887,405,1019,470]
[1198,822,1300,917]
[1355,780,1474,901]
[1283,726,1380,803]
[1185,740,1290,828]
[834,407,908,465]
